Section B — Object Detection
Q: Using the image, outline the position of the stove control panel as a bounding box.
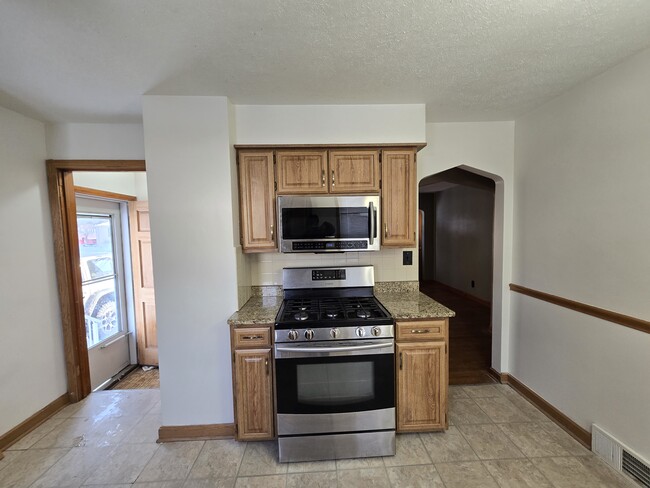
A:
[312,269,346,281]
[275,324,394,343]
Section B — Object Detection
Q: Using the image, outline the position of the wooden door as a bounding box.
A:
[276,151,328,194]
[381,150,417,247]
[329,150,380,193]
[238,151,277,252]
[129,201,158,366]
[396,342,446,432]
[234,349,274,440]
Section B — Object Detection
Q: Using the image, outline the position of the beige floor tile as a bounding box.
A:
[182,478,236,488]
[33,414,143,448]
[31,445,112,488]
[383,433,431,467]
[498,423,572,458]
[0,449,24,470]
[237,442,287,477]
[420,427,478,463]
[137,441,204,482]
[83,443,159,484]
[483,459,554,487]
[496,389,550,423]
[188,439,247,479]
[286,459,336,473]
[121,414,162,444]
[337,467,390,487]
[576,455,638,487]
[0,448,69,488]
[457,424,525,460]
[385,464,445,487]
[532,456,616,488]
[473,396,532,423]
[286,470,337,487]
[7,417,66,451]
[463,385,504,398]
[336,456,385,470]
[234,474,287,488]
[449,386,470,399]
[132,482,185,488]
[81,485,132,488]
[538,422,591,456]
[435,461,499,488]
[71,391,159,420]
[448,398,493,425]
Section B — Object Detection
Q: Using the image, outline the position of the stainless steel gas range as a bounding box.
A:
[274,265,396,463]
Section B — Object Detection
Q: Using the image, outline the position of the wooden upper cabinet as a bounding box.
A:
[276,151,328,194]
[238,151,277,252]
[381,150,416,247]
[329,150,380,193]
[396,341,446,432]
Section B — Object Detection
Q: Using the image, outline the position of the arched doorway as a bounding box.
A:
[419,166,503,384]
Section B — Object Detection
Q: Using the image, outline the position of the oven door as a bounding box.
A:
[275,340,395,435]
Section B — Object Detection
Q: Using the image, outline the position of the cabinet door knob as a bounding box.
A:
[270,224,274,240]
[331,170,335,187]
[321,169,325,187]
[399,352,403,370]
[384,223,388,238]
[265,358,269,375]
[410,329,430,334]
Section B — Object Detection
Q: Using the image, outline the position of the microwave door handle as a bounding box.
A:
[368,201,376,244]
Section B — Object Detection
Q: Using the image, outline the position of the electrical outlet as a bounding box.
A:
[403,251,413,265]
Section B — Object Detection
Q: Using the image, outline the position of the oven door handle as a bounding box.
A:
[276,341,393,354]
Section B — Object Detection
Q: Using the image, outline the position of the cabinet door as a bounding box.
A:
[234,348,274,440]
[381,150,416,247]
[238,151,277,252]
[396,342,446,432]
[276,151,328,194]
[329,150,380,193]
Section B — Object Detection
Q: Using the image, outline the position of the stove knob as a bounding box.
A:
[304,329,315,340]
[287,330,298,341]
[371,326,382,337]
[330,328,340,339]
[356,327,366,337]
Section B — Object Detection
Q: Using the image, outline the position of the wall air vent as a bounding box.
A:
[592,424,650,487]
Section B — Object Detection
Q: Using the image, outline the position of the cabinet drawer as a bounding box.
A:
[396,320,446,341]
[233,327,272,348]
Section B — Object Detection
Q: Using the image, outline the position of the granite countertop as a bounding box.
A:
[228,283,455,326]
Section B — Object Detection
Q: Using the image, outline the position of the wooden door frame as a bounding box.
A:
[46,160,146,402]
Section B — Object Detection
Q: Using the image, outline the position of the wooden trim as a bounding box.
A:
[0,394,70,451]
[158,423,235,442]
[47,159,146,403]
[499,373,591,449]
[234,143,427,152]
[47,160,146,171]
[487,367,508,384]
[433,281,491,308]
[510,284,650,335]
[74,186,137,201]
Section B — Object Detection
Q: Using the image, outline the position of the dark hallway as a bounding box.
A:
[420,281,494,385]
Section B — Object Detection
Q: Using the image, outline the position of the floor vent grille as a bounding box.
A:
[592,424,650,487]
[623,450,650,488]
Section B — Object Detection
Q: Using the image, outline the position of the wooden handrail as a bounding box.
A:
[510,284,649,335]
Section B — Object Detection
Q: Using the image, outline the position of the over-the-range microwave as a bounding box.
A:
[277,195,380,253]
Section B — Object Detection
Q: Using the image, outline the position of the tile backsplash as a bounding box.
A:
[247,248,418,286]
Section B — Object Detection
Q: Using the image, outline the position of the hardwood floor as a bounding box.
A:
[419,281,494,385]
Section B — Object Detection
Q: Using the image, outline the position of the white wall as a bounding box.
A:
[513,47,650,460]
[418,121,515,371]
[46,123,145,160]
[235,104,426,145]
[0,106,67,436]
[143,96,239,426]
[72,171,139,197]
[434,185,494,302]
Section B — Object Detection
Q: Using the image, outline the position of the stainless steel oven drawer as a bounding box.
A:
[277,407,395,436]
[278,430,395,463]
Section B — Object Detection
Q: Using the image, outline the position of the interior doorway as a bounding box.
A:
[419,167,495,384]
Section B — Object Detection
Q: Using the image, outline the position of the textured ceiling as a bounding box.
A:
[1,1,650,123]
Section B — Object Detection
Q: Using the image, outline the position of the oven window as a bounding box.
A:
[276,353,394,415]
[297,362,374,406]
[281,207,369,239]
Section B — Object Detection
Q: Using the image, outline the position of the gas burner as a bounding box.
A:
[294,311,309,321]
[356,309,371,319]
[325,311,339,319]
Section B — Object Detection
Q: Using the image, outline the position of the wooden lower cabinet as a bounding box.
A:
[231,325,275,441]
[395,319,448,432]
